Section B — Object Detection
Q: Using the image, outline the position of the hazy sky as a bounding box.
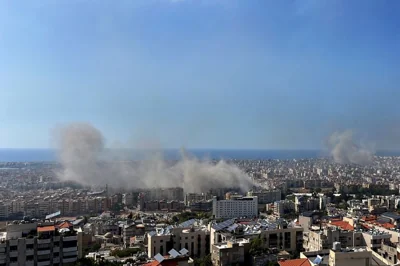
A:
[0,0,399,149]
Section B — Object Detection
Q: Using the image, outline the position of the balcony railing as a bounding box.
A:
[53,257,60,264]
[25,238,34,245]
[63,257,77,263]
[63,247,77,253]
[37,238,51,244]
[25,261,34,266]
[26,249,34,256]
[37,250,51,255]
[37,261,51,266]
[9,251,18,257]
[63,235,77,241]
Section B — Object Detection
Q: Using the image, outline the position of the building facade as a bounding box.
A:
[212,196,258,219]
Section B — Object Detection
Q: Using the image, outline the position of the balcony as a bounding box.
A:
[26,249,34,256]
[53,257,60,264]
[25,238,34,245]
[0,248,5,254]
[37,249,51,255]
[9,239,18,246]
[37,238,51,244]
[37,261,51,266]
[63,247,77,253]
[63,235,77,241]
[25,261,34,266]
[53,246,60,252]
[63,257,77,263]
[0,259,5,265]
[9,251,18,257]
[53,236,60,242]
[64,251,78,257]
[0,242,5,248]
[10,262,18,266]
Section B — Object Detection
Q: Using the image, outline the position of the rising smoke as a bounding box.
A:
[327,130,374,165]
[55,123,252,193]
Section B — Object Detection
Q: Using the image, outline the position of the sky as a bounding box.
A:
[0,0,399,150]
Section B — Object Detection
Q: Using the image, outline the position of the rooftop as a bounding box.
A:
[37,226,55,232]
[278,258,311,266]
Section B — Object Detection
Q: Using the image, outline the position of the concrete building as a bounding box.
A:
[211,240,249,266]
[274,200,295,217]
[123,224,145,248]
[303,228,363,252]
[0,221,79,266]
[247,190,281,204]
[147,220,210,259]
[211,219,303,253]
[328,247,372,266]
[122,193,134,207]
[212,196,258,219]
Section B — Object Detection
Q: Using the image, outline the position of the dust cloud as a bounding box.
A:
[54,123,252,193]
[328,130,374,165]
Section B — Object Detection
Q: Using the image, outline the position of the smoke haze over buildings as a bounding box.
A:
[55,123,252,193]
[328,130,374,165]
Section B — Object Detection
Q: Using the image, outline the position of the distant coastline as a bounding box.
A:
[0,148,398,162]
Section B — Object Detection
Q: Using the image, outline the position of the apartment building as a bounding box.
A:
[123,224,145,248]
[211,219,303,253]
[211,240,249,266]
[147,220,210,259]
[274,200,295,217]
[0,221,79,266]
[212,196,258,219]
[247,190,281,204]
[303,227,363,252]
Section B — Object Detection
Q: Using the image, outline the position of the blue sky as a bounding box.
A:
[0,0,399,149]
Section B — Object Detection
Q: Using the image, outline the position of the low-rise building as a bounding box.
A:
[211,240,249,266]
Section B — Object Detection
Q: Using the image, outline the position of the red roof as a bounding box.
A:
[329,220,354,231]
[382,223,395,229]
[143,260,179,266]
[58,221,73,229]
[37,226,55,232]
[278,258,311,266]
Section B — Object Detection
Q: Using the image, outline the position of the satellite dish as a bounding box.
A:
[154,253,164,263]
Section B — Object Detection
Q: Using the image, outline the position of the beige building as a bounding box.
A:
[303,228,363,252]
[329,248,371,266]
[148,225,210,259]
[211,240,249,266]
[211,220,303,253]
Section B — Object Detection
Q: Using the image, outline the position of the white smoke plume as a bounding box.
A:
[328,130,374,165]
[55,123,252,193]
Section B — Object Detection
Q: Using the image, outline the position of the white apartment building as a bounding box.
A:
[212,196,258,219]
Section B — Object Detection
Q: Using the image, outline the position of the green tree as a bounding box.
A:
[194,254,212,266]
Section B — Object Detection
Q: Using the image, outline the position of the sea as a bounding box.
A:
[0,149,398,162]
